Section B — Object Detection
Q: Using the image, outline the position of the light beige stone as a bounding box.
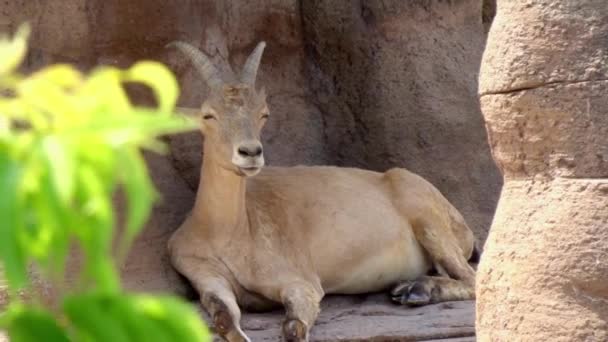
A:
[477,0,608,340]
[479,0,608,95]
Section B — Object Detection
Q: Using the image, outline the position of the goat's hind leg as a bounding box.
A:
[392,222,476,306]
[390,275,474,306]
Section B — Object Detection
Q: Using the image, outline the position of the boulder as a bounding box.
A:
[477,1,608,341]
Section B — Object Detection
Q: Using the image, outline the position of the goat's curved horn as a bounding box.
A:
[240,41,266,86]
[166,41,223,88]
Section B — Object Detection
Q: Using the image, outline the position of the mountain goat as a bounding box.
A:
[167,41,478,342]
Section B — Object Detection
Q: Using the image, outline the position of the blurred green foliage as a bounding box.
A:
[0,24,210,341]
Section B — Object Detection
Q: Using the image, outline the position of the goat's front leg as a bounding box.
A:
[200,281,249,342]
[279,283,323,342]
[175,261,249,342]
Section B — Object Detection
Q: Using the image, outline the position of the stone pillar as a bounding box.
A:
[477,1,608,341]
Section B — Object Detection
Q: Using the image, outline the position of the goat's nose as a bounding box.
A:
[237,143,263,158]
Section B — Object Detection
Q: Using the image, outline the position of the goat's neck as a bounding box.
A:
[192,145,248,232]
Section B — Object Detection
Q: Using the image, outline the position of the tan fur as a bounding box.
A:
[168,44,477,342]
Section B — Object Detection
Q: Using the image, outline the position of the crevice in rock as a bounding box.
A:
[417,332,476,341]
[480,77,608,96]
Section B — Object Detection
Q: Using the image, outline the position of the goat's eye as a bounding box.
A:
[203,114,216,120]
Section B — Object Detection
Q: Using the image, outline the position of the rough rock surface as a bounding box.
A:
[120,152,197,294]
[300,1,500,243]
[477,1,608,341]
[1,0,496,340]
[164,0,501,244]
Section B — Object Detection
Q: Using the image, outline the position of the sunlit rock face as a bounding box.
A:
[477,1,608,341]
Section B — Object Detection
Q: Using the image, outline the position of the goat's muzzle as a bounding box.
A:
[232,140,264,177]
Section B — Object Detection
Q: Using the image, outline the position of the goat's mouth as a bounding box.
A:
[233,154,264,177]
[238,166,261,177]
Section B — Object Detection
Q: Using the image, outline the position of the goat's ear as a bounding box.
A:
[199,105,217,133]
[200,114,212,135]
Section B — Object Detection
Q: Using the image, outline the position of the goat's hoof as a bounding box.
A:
[282,318,308,342]
[213,310,235,336]
[390,281,432,307]
[214,326,251,342]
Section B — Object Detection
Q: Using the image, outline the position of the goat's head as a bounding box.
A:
[168,41,269,177]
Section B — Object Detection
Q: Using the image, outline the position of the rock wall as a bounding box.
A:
[1,1,498,339]
[476,1,608,341]
[165,1,502,247]
[301,1,500,243]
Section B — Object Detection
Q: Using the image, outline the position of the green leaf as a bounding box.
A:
[75,164,113,249]
[0,146,27,289]
[16,65,83,125]
[79,67,131,116]
[40,136,74,205]
[72,109,195,152]
[111,109,196,152]
[124,62,179,113]
[73,164,120,293]
[3,305,70,342]
[91,257,120,294]
[64,293,210,342]
[134,295,211,342]
[0,24,30,76]
[105,294,173,342]
[131,108,198,136]
[64,294,130,342]
[0,34,212,341]
[28,165,71,280]
[0,97,45,130]
[117,148,156,260]
[73,137,116,186]
[29,64,82,89]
